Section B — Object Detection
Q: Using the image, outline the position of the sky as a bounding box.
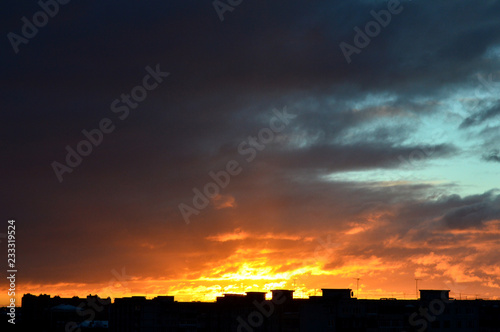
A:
[1,0,500,306]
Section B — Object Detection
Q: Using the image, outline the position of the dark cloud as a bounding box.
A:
[264,142,456,173]
[438,191,500,229]
[442,203,498,229]
[460,101,500,128]
[483,149,500,162]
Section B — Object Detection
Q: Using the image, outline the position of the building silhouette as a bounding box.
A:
[13,289,500,331]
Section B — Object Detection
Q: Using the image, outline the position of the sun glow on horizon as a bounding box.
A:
[4,237,500,307]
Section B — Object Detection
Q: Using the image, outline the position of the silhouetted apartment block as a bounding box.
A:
[271,289,294,303]
[419,289,449,301]
[321,289,353,300]
[21,293,110,332]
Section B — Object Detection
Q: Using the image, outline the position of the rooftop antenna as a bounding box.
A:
[353,278,360,298]
[415,279,421,299]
